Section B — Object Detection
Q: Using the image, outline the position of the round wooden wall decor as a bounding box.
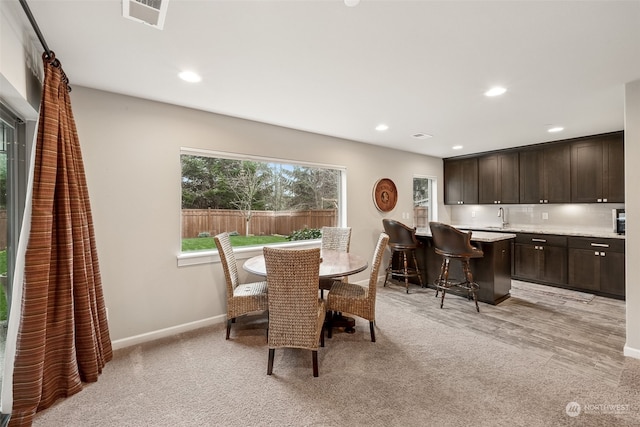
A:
[373,178,398,212]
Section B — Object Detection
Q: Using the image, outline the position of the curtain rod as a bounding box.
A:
[18,0,51,58]
[18,0,71,90]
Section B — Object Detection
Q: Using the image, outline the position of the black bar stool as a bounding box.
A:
[382,219,424,293]
[429,222,484,312]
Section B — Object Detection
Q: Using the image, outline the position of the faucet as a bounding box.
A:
[497,207,508,228]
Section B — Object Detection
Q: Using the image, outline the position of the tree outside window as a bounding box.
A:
[181,152,343,252]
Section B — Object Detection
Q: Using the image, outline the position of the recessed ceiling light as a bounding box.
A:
[179,71,202,83]
[548,126,564,133]
[484,86,507,97]
[344,0,360,6]
[452,145,463,150]
[375,124,389,132]
[412,133,433,139]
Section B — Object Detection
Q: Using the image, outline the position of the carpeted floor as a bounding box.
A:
[33,281,640,427]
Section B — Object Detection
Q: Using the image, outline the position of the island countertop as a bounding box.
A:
[415,228,516,243]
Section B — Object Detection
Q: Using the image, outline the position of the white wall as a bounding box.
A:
[624,80,640,358]
[69,86,445,345]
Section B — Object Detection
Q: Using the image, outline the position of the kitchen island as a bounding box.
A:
[415,228,516,305]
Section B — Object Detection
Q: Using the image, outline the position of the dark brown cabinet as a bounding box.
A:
[444,157,478,205]
[519,144,571,204]
[513,234,567,285]
[568,237,625,298]
[571,132,624,203]
[444,131,624,205]
[478,152,519,204]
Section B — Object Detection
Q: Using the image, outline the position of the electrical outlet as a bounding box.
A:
[542,212,549,220]
[472,211,476,217]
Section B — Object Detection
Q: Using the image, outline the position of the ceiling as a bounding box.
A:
[5,0,640,158]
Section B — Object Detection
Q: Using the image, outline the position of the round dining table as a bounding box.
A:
[243,248,368,334]
[243,249,368,278]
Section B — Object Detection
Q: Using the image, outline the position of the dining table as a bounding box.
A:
[243,249,368,279]
[243,248,369,333]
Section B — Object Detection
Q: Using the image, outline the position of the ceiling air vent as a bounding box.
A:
[123,0,169,30]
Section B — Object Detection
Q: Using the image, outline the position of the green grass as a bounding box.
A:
[181,235,290,252]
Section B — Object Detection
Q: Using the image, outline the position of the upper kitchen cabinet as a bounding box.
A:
[519,143,571,204]
[478,152,519,204]
[444,157,478,205]
[571,131,624,203]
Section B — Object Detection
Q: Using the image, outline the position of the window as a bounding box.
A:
[413,176,436,228]
[1,102,29,399]
[180,148,346,253]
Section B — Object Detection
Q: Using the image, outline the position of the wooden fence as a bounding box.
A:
[182,209,338,238]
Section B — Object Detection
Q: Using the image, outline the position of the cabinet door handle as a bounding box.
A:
[539,199,544,203]
[544,200,549,203]
[594,251,600,256]
[597,198,603,202]
[600,252,606,257]
[531,238,547,243]
[603,198,608,202]
[590,243,610,248]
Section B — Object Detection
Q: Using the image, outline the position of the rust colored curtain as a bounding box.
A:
[9,53,112,426]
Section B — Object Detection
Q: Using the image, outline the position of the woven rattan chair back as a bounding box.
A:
[264,247,326,377]
[321,227,352,252]
[214,232,268,339]
[326,233,389,342]
[319,227,352,295]
[367,232,391,305]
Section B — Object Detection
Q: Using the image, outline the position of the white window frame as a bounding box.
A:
[177,147,347,266]
[413,174,437,228]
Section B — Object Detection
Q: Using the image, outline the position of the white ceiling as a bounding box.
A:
[6,0,640,158]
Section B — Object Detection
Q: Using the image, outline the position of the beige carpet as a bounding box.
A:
[33,282,640,427]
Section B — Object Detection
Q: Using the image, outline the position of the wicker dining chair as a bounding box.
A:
[214,232,268,340]
[326,233,389,342]
[264,247,325,377]
[319,226,352,298]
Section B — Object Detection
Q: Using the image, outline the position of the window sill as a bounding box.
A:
[176,239,321,267]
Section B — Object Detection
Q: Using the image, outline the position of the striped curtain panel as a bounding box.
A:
[8,53,112,426]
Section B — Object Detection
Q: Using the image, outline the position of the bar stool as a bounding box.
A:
[382,219,424,293]
[429,222,484,312]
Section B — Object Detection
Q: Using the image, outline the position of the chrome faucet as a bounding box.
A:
[497,207,508,228]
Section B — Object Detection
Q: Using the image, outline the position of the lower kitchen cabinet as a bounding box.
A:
[568,237,625,298]
[512,232,625,299]
[513,234,567,285]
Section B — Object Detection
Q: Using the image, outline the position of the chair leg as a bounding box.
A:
[440,258,450,309]
[412,251,424,287]
[267,348,275,375]
[384,255,394,286]
[226,319,232,339]
[312,350,319,377]
[402,252,410,293]
[369,321,376,342]
[462,259,480,312]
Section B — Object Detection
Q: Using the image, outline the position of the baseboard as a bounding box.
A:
[111,276,383,351]
[111,314,226,351]
[623,344,640,360]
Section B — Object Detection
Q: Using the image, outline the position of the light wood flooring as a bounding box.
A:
[380,279,628,387]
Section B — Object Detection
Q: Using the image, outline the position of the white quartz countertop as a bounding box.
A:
[450,225,625,240]
[415,228,516,243]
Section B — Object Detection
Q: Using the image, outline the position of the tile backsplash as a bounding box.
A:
[448,203,624,234]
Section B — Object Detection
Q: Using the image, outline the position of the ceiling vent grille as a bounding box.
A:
[123,0,169,30]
